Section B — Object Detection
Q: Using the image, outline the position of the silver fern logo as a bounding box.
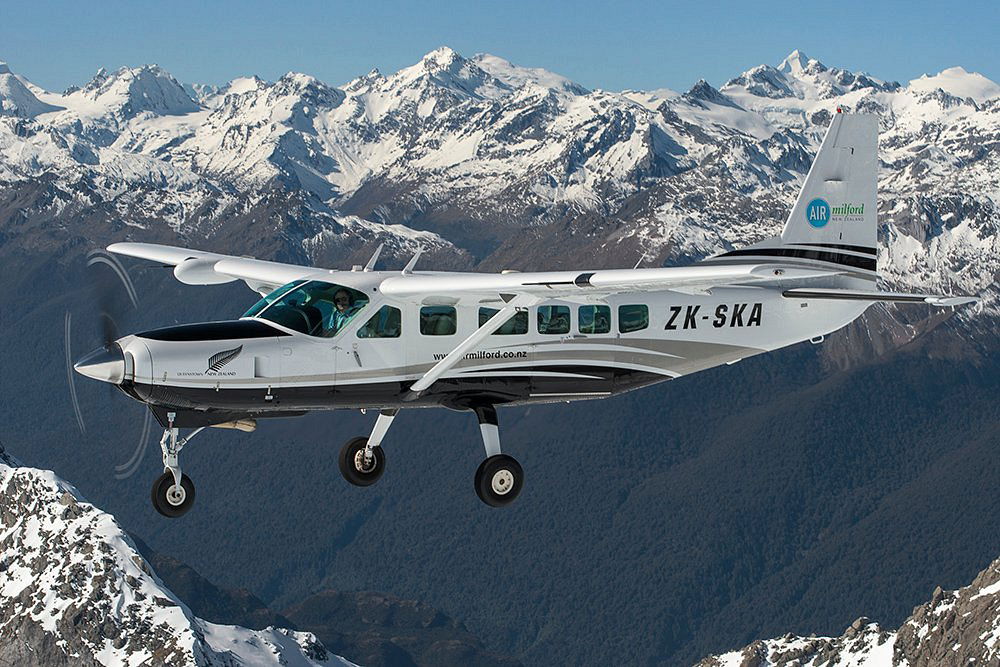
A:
[206,345,243,373]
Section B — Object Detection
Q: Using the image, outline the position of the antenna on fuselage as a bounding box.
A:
[401,248,422,275]
[363,244,384,272]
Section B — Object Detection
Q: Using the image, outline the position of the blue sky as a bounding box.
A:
[3,0,998,93]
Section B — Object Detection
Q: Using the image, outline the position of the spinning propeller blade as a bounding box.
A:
[64,249,152,478]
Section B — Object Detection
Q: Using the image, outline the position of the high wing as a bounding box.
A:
[108,242,978,308]
[111,241,843,300]
[107,242,320,295]
[378,264,840,300]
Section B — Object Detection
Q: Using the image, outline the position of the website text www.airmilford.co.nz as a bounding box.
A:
[433,350,529,361]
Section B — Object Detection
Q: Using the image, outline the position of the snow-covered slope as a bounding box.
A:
[0,447,354,666]
[697,557,1000,666]
[908,66,1000,104]
[0,61,61,117]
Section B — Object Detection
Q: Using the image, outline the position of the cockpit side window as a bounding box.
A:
[243,280,306,318]
[249,281,369,337]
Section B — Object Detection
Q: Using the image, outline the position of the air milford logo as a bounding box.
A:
[206,345,243,374]
[806,198,865,228]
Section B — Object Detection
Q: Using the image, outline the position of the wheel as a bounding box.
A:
[474,454,523,507]
[339,437,386,486]
[151,471,196,518]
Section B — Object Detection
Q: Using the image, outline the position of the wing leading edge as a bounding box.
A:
[107,242,319,295]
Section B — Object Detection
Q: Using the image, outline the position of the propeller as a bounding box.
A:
[65,249,152,479]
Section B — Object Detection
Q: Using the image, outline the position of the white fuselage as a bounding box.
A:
[115,270,870,419]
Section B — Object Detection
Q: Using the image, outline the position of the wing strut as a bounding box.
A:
[403,293,539,401]
[364,244,384,272]
[401,249,422,275]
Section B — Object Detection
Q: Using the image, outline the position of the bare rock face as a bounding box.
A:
[696,558,1000,666]
[0,454,351,666]
[894,561,1000,666]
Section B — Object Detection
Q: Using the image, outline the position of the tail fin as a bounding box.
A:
[781,112,878,253]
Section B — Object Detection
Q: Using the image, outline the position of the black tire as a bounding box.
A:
[151,471,196,518]
[474,454,523,507]
[339,437,386,486]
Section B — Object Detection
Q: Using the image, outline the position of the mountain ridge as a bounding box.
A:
[697,555,1000,665]
[0,445,349,666]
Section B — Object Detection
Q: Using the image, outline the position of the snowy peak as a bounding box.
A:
[420,45,465,70]
[388,46,511,101]
[725,52,897,101]
[472,53,589,96]
[723,64,795,99]
[68,64,199,118]
[909,66,1000,103]
[0,60,61,117]
[0,456,349,666]
[273,71,345,109]
[683,79,741,109]
[777,49,812,75]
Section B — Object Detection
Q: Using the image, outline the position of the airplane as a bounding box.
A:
[73,111,978,517]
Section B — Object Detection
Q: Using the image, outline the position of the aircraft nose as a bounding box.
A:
[74,344,126,384]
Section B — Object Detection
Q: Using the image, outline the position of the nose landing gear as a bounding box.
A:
[151,470,195,518]
[151,412,203,518]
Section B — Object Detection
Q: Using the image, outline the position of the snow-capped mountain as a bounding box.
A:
[0,61,61,117]
[696,556,1000,665]
[0,48,997,334]
[0,444,353,666]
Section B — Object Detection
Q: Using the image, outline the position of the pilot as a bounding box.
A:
[327,288,359,335]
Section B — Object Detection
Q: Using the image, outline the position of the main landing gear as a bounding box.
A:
[151,412,204,518]
[338,404,524,507]
[471,405,523,507]
[338,409,393,486]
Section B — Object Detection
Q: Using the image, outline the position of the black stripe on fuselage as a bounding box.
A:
[123,366,667,426]
[789,243,878,256]
[138,319,290,341]
[717,248,877,272]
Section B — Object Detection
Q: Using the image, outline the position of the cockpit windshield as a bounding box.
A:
[244,280,370,338]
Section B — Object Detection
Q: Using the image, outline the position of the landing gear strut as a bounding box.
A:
[472,405,523,507]
[151,412,203,518]
[339,409,394,486]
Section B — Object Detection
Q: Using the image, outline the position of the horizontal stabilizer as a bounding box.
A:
[782,288,979,307]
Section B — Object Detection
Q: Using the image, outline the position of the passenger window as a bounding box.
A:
[618,304,648,333]
[357,306,401,338]
[479,307,528,335]
[537,305,570,334]
[578,305,611,334]
[420,306,457,335]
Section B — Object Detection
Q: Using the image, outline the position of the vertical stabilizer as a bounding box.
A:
[781,112,878,253]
